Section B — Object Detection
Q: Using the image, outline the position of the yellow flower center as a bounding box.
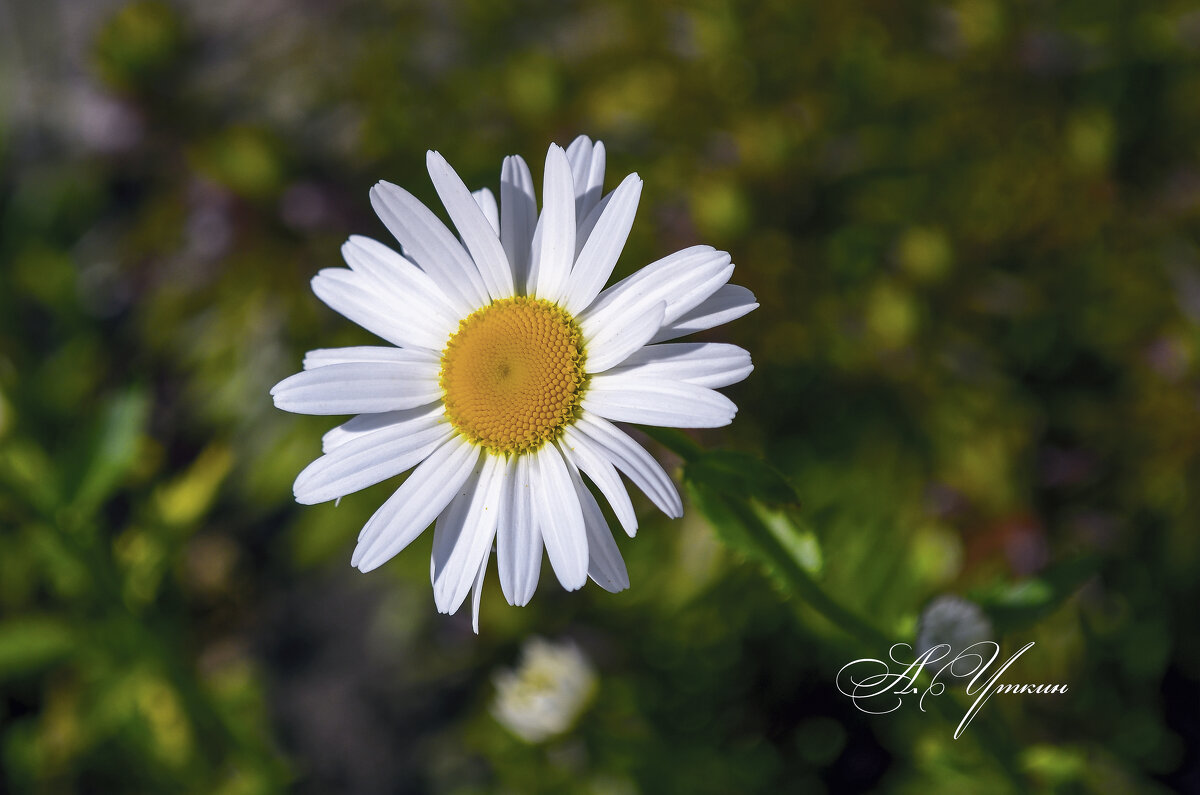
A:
[440,296,587,454]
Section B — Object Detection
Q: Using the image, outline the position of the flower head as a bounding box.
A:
[916,595,994,657]
[491,636,597,743]
[271,136,757,631]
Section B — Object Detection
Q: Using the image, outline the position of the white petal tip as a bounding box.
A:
[432,585,459,616]
[352,547,386,572]
[560,570,588,592]
[592,576,630,594]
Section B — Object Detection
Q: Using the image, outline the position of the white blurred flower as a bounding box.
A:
[491,637,597,743]
[915,594,993,657]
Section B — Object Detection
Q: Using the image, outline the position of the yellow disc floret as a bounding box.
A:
[440,296,587,455]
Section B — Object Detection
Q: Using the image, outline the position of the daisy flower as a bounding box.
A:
[491,636,597,743]
[916,595,994,658]
[271,136,757,631]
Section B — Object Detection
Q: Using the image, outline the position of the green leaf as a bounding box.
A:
[0,616,76,681]
[972,556,1100,634]
[687,483,822,593]
[0,439,61,514]
[685,481,757,562]
[641,427,704,460]
[72,387,151,512]
[684,480,885,648]
[154,442,234,528]
[685,450,800,507]
[752,502,822,575]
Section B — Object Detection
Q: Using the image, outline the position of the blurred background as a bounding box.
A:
[2,0,1199,792]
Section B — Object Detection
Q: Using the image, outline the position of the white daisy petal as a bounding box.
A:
[574,190,613,259]
[566,135,593,189]
[532,443,588,590]
[271,361,441,415]
[311,268,436,350]
[302,345,439,371]
[651,284,759,343]
[295,408,450,504]
[584,373,737,428]
[527,215,543,295]
[426,151,514,300]
[500,155,537,294]
[322,404,444,453]
[429,462,480,593]
[533,144,576,303]
[583,142,606,217]
[566,135,607,221]
[563,173,642,316]
[498,454,542,606]
[574,411,683,518]
[369,180,491,316]
[580,246,734,333]
[472,187,500,234]
[470,551,489,634]
[341,235,460,344]
[432,453,505,615]
[583,301,665,374]
[352,435,480,572]
[566,462,629,594]
[558,429,638,537]
[604,343,753,389]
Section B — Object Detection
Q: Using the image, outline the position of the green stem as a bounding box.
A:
[724,497,892,649]
[727,497,1027,787]
[648,428,1027,788]
[646,427,887,647]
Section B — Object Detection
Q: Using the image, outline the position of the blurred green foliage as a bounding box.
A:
[2,0,1200,792]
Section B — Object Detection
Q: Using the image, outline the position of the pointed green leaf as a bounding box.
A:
[685,450,800,507]
[0,617,76,681]
[971,556,1099,634]
[72,387,151,511]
